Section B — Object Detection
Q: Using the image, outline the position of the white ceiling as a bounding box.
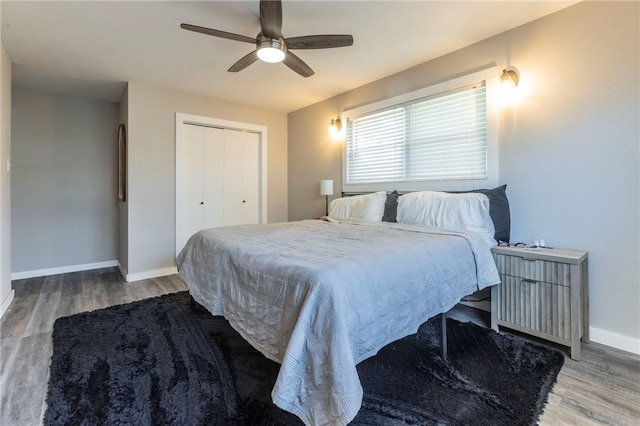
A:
[1,1,577,113]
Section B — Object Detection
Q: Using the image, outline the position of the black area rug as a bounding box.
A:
[44,292,564,426]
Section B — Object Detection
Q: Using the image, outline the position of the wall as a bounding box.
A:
[0,42,12,317]
[11,88,119,274]
[288,99,343,217]
[288,2,640,353]
[118,85,128,274]
[126,82,287,278]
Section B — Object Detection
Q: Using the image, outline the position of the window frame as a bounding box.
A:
[342,66,499,194]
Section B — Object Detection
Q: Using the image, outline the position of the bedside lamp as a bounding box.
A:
[320,180,334,216]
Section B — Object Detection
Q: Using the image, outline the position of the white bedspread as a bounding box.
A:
[176,219,499,426]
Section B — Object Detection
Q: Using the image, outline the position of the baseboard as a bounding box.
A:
[11,261,177,284]
[589,326,640,356]
[11,260,120,280]
[124,267,178,283]
[0,289,15,320]
[117,262,128,282]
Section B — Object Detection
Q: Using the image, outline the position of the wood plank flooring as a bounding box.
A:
[1,268,638,425]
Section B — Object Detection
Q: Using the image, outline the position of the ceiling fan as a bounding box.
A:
[180,0,353,78]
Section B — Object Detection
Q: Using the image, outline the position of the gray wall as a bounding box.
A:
[0,42,12,314]
[118,85,128,273]
[11,87,119,272]
[125,82,288,277]
[288,2,639,353]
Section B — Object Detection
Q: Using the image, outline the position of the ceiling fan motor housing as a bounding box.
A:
[256,34,287,63]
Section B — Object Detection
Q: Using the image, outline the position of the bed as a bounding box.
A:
[176,189,506,426]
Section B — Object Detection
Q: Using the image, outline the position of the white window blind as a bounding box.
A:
[346,82,487,184]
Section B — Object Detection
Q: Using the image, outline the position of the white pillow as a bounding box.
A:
[397,191,496,246]
[328,191,386,222]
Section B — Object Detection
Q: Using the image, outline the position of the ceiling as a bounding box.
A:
[1,1,578,113]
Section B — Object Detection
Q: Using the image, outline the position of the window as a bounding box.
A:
[341,67,498,193]
[346,83,487,185]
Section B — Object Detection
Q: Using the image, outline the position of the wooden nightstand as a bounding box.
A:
[490,246,589,360]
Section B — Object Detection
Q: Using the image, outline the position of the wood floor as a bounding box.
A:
[1,268,638,425]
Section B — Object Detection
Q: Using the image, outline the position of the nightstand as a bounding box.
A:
[490,246,589,360]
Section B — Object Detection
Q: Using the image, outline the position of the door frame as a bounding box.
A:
[175,113,268,255]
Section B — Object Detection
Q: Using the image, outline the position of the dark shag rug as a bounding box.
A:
[44,292,564,426]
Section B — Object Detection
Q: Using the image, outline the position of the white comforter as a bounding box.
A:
[176,219,500,426]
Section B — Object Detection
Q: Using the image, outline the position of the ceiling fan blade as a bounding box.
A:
[228,51,259,72]
[283,51,314,78]
[180,23,255,44]
[285,35,354,50]
[259,0,282,39]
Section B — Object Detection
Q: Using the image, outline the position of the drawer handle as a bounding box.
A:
[521,278,537,284]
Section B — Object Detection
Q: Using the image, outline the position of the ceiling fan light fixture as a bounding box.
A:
[257,36,286,63]
[181,0,353,77]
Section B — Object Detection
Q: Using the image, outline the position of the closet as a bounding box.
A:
[176,123,261,252]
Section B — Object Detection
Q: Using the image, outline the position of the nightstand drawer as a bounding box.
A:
[495,274,572,341]
[493,252,571,286]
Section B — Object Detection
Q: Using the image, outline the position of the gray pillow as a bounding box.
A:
[382,190,400,222]
[450,185,511,243]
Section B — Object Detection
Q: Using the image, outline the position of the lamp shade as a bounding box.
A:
[320,180,334,196]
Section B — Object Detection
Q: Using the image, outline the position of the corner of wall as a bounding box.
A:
[118,83,129,273]
[0,42,13,316]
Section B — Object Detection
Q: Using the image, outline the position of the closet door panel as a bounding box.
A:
[222,130,245,226]
[177,124,205,252]
[223,130,260,226]
[203,127,225,229]
[240,132,260,225]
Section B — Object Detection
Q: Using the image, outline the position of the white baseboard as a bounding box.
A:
[590,326,640,356]
[117,262,128,281]
[124,267,178,283]
[10,260,177,285]
[10,261,178,286]
[0,289,15,320]
[11,260,120,280]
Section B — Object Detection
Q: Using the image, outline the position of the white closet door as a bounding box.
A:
[177,125,261,252]
[240,132,260,225]
[223,130,260,226]
[176,115,266,256]
[177,124,205,252]
[203,127,225,229]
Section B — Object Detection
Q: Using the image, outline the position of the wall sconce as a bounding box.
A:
[500,67,519,90]
[500,66,520,105]
[328,117,342,141]
[320,179,334,216]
